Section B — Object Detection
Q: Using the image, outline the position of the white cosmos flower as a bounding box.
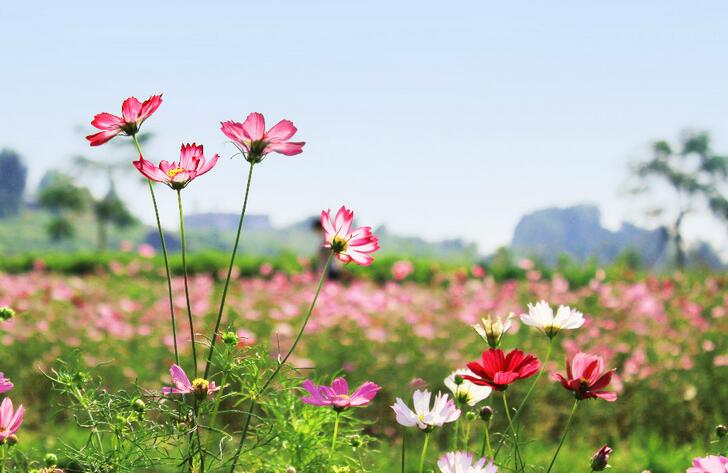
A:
[444,369,492,406]
[520,300,584,338]
[391,389,461,431]
[437,451,498,473]
[472,313,513,348]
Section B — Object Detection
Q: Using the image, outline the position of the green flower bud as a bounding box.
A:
[453,375,464,386]
[479,405,494,423]
[131,398,146,413]
[221,331,239,346]
[0,307,15,321]
[349,434,362,448]
[465,411,477,421]
[44,453,58,467]
[716,424,728,438]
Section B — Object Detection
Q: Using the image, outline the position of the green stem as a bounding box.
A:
[330,412,341,458]
[502,392,523,472]
[132,134,179,365]
[177,190,198,376]
[418,433,430,473]
[494,339,553,459]
[480,422,492,458]
[207,348,230,447]
[401,429,406,473]
[228,253,334,472]
[203,161,255,379]
[464,418,472,450]
[452,416,460,450]
[546,399,579,473]
[1,442,6,473]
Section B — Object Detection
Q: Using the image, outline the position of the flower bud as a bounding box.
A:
[44,453,59,467]
[465,411,477,421]
[221,331,238,346]
[479,405,494,423]
[0,306,15,321]
[285,467,297,473]
[349,434,362,448]
[6,434,17,446]
[453,375,464,386]
[716,424,728,438]
[132,398,146,413]
[590,445,613,471]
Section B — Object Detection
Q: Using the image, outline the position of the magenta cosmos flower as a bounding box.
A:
[133,143,218,190]
[687,456,728,473]
[0,372,12,394]
[464,348,540,391]
[0,397,24,443]
[301,378,381,411]
[86,94,162,146]
[552,353,617,402]
[321,205,380,266]
[161,364,220,399]
[220,112,305,163]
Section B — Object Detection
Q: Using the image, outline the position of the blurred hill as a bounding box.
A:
[511,205,725,269]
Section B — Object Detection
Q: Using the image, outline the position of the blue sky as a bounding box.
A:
[2,1,728,255]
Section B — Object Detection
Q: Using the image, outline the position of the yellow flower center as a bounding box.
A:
[191,378,209,392]
[166,167,185,178]
[331,235,348,253]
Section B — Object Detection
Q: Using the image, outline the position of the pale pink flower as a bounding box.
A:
[0,397,24,442]
[391,389,460,430]
[133,143,218,190]
[301,378,381,409]
[138,244,156,258]
[437,451,498,473]
[0,372,12,393]
[220,112,305,162]
[687,455,728,473]
[392,260,414,281]
[86,94,162,146]
[161,364,219,398]
[321,206,380,266]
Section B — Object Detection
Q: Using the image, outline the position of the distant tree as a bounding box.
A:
[0,149,28,218]
[631,131,728,268]
[93,189,136,250]
[37,172,90,242]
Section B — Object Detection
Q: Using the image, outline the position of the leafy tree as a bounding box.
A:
[93,189,136,250]
[0,149,28,217]
[37,172,90,242]
[631,131,728,268]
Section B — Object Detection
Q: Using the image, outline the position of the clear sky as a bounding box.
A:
[2,1,728,255]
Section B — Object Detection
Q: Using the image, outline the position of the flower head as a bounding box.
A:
[133,143,218,190]
[437,451,498,473]
[590,445,613,471]
[391,389,460,431]
[553,353,617,402]
[86,94,162,146]
[220,112,305,163]
[0,307,15,322]
[520,301,584,339]
[687,456,728,473]
[0,373,12,394]
[161,364,219,399]
[0,397,24,443]
[444,369,492,406]
[301,378,381,411]
[473,313,513,348]
[464,349,540,391]
[321,206,380,266]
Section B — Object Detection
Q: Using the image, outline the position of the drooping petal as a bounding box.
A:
[90,112,123,130]
[265,141,306,156]
[87,129,122,146]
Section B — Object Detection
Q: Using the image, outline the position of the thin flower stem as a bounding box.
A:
[1,443,6,473]
[418,432,430,473]
[228,253,333,472]
[546,399,579,473]
[502,392,524,472]
[452,416,460,450]
[494,338,554,460]
[203,161,255,379]
[207,346,230,444]
[330,412,341,458]
[480,421,492,458]
[177,190,198,375]
[401,429,407,473]
[132,134,180,365]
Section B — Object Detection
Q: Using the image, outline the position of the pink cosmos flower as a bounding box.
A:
[321,206,380,266]
[133,143,218,190]
[220,112,305,162]
[161,364,219,399]
[0,397,24,443]
[687,456,728,473]
[86,94,162,146]
[301,378,381,410]
[552,353,617,402]
[437,451,498,473]
[590,445,613,471]
[0,372,12,394]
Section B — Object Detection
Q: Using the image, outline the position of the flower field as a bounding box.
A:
[1,260,727,471]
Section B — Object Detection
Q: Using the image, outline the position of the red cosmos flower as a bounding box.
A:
[220,112,305,163]
[552,352,617,402]
[133,143,218,190]
[86,94,163,146]
[464,348,540,391]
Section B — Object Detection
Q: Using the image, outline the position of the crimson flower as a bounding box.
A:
[464,348,540,391]
[86,94,162,146]
[321,205,380,266]
[133,143,218,190]
[220,112,305,163]
[552,353,617,401]
[301,378,381,411]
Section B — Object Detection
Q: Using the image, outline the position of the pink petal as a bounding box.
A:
[121,96,142,123]
[265,141,305,156]
[169,364,192,391]
[331,378,349,396]
[87,129,122,146]
[179,143,203,169]
[139,94,163,121]
[91,112,123,130]
[220,121,247,145]
[266,119,297,141]
[242,112,265,141]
